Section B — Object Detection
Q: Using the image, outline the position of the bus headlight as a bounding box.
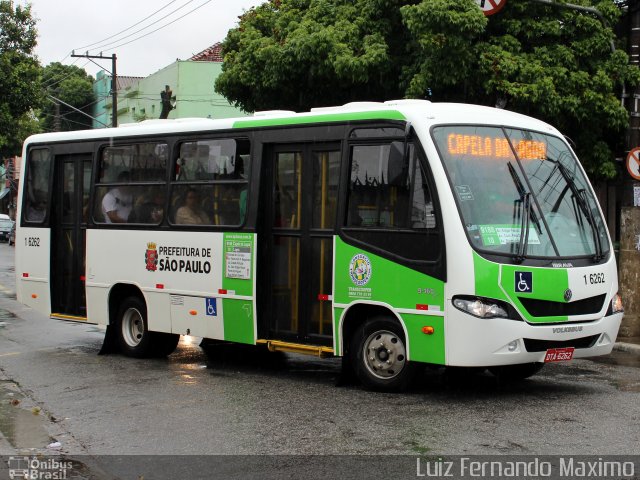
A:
[452,296,509,319]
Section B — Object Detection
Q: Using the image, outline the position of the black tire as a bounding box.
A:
[116,296,155,358]
[350,316,416,392]
[489,362,544,381]
[152,332,180,357]
[115,296,180,358]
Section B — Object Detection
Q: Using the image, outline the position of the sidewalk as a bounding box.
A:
[614,337,640,354]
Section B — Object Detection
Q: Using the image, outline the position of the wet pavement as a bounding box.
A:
[0,380,51,451]
[0,243,638,469]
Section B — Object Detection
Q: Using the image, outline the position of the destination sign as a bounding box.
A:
[447,133,546,160]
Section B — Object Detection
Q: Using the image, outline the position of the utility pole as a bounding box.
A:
[71,52,118,128]
[47,95,110,128]
[53,102,61,132]
[618,0,640,339]
[529,0,640,338]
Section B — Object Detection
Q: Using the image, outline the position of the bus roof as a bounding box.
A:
[23,100,559,147]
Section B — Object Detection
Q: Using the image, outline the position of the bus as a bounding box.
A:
[15,100,623,391]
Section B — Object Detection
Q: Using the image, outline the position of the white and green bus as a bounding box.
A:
[16,100,623,390]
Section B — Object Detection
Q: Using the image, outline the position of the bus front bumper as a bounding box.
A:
[443,312,623,367]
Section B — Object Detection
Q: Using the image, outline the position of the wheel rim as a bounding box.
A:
[362,329,406,380]
[121,307,145,347]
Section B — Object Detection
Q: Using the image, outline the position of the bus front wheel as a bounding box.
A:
[116,296,154,358]
[350,317,416,392]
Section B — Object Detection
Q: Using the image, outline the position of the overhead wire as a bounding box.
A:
[83,0,198,53]
[75,0,181,51]
[52,0,229,128]
[58,96,107,117]
[98,0,213,52]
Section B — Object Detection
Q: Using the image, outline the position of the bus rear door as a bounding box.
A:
[50,154,92,318]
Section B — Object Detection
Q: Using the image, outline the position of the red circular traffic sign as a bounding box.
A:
[627,147,640,180]
[476,0,507,16]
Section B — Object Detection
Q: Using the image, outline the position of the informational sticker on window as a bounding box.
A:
[479,225,541,246]
[224,236,252,280]
[455,185,474,201]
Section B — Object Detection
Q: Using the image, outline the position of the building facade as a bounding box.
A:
[93,44,245,127]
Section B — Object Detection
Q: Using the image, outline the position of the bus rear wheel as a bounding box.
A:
[350,317,415,392]
[116,296,179,358]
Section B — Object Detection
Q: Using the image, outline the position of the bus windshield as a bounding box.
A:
[433,125,610,260]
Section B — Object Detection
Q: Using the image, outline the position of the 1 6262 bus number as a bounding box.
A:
[583,273,604,285]
[25,237,40,247]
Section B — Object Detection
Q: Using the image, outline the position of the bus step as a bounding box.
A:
[256,339,334,358]
[50,313,88,322]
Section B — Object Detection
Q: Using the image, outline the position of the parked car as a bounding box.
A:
[8,222,15,246]
[0,214,13,242]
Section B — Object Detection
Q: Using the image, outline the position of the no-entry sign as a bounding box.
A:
[476,0,507,16]
[627,147,640,180]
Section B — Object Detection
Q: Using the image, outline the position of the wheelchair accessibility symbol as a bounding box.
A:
[206,298,217,316]
[515,272,532,293]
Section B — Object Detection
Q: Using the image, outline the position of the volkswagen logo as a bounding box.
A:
[564,289,573,302]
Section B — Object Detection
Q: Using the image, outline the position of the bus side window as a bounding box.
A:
[94,142,168,224]
[344,140,440,263]
[24,149,52,224]
[170,138,250,227]
[347,142,427,230]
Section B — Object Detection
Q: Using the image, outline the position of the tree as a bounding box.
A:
[215,0,411,113]
[0,1,41,157]
[215,0,640,178]
[41,62,96,132]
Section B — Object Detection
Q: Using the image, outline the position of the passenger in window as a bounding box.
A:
[102,171,133,223]
[131,189,164,223]
[176,188,210,224]
[27,191,47,222]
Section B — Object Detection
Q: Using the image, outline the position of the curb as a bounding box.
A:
[613,342,640,354]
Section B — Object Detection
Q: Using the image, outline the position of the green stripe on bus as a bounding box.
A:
[401,313,445,365]
[222,232,255,297]
[232,110,406,128]
[473,253,508,302]
[501,263,569,323]
[223,299,255,345]
[334,307,344,356]
[473,252,569,323]
[333,237,445,363]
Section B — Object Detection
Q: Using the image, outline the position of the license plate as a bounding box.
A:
[544,347,575,363]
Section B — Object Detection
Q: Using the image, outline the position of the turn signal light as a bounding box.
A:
[31,294,37,299]
[611,293,624,314]
[189,310,197,316]
[422,326,435,335]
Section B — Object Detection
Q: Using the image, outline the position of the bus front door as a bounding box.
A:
[263,144,341,346]
[50,154,92,318]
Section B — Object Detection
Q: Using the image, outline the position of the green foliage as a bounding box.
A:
[216,0,640,179]
[469,0,640,178]
[0,1,41,157]
[41,62,96,132]
[216,0,410,112]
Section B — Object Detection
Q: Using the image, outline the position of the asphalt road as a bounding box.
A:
[0,241,639,477]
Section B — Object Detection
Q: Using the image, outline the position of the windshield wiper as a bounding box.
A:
[514,193,532,262]
[508,162,537,262]
[553,161,603,261]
